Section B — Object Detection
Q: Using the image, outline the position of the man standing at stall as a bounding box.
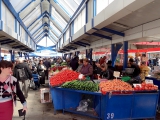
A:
[129,58,141,78]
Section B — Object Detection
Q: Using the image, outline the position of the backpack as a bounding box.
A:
[17,68,27,80]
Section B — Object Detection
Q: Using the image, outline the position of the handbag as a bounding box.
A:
[18,109,26,120]
[39,72,43,76]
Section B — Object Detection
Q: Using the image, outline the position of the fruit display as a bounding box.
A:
[134,82,158,91]
[50,69,79,87]
[61,80,99,92]
[99,79,133,95]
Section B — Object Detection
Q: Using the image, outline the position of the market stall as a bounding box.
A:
[49,69,159,120]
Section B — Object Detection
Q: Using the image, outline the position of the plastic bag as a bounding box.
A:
[77,100,88,112]
[29,80,35,89]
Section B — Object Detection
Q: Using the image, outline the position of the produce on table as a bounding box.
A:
[134,82,158,91]
[61,80,99,92]
[50,66,66,72]
[51,65,56,68]
[99,79,133,95]
[50,69,79,86]
[61,62,67,66]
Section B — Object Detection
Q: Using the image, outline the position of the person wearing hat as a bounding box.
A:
[129,58,141,77]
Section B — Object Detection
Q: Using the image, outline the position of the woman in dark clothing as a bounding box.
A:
[37,60,46,85]
[100,61,114,80]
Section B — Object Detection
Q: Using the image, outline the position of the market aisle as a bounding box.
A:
[12,82,96,120]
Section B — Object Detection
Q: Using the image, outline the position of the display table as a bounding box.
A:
[146,76,160,109]
[50,87,159,120]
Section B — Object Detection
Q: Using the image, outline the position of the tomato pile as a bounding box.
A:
[134,83,158,91]
[50,69,79,86]
[50,66,66,72]
[100,79,133,95]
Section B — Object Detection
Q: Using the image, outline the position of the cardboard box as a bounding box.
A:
[40,88,52,103]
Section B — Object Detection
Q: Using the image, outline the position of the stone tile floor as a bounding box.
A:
[12,82,160,120]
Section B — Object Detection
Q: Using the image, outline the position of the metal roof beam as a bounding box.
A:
[12,45,24,49]
[2,0,35,43]
[58,0,87,39]
[77,41,90,46]
[22,2,41,20]
[1,40,15,45]
[48,35,57,44]
[50,1,70,22]
[48,31,58,41]
[18,0,36,14]
[66,46,76,50]
[27,12,46,29]
[101,27,125,37]
[36,35,46,44]
[88,33,112,40]
[0,39,12,42]
[34,30,48,40]
[73,42,86,47]
[35,33,46,42]
[31,23,48,36]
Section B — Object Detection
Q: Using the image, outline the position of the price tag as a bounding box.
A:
[133,84,142,88]
[113,71,120,78]
[145,79,153,84]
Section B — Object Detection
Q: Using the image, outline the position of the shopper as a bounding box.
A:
[76,59,83,72]
[32,67,40,90]
[43,58,51,80]
[70,56,79,71]
[79,58,93,78]
[37,60,46,85]
[13,58,33,98]
[0,60,27,120]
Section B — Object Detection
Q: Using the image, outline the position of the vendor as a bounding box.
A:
[100,60,114,80]
[79,58,93,78]
[96,56,107,71]
[129,58,141,78]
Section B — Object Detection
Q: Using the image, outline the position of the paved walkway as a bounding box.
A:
[13,82,96,120]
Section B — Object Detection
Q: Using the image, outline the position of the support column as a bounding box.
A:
[111,44,115,66]
[86,49,88,58]
[89,48,93,63]
[111,44,123,66]
[23,53,27,60]
[9,50,15,62]
[123,41,128,69]
[27,53,29,60]
[85,1,88,24]
[93,0,97,17]
[18,52,22,57]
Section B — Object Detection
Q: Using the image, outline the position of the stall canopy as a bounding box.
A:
[9,0,83,46]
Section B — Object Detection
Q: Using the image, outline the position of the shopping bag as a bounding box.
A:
[29,80,35,89]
